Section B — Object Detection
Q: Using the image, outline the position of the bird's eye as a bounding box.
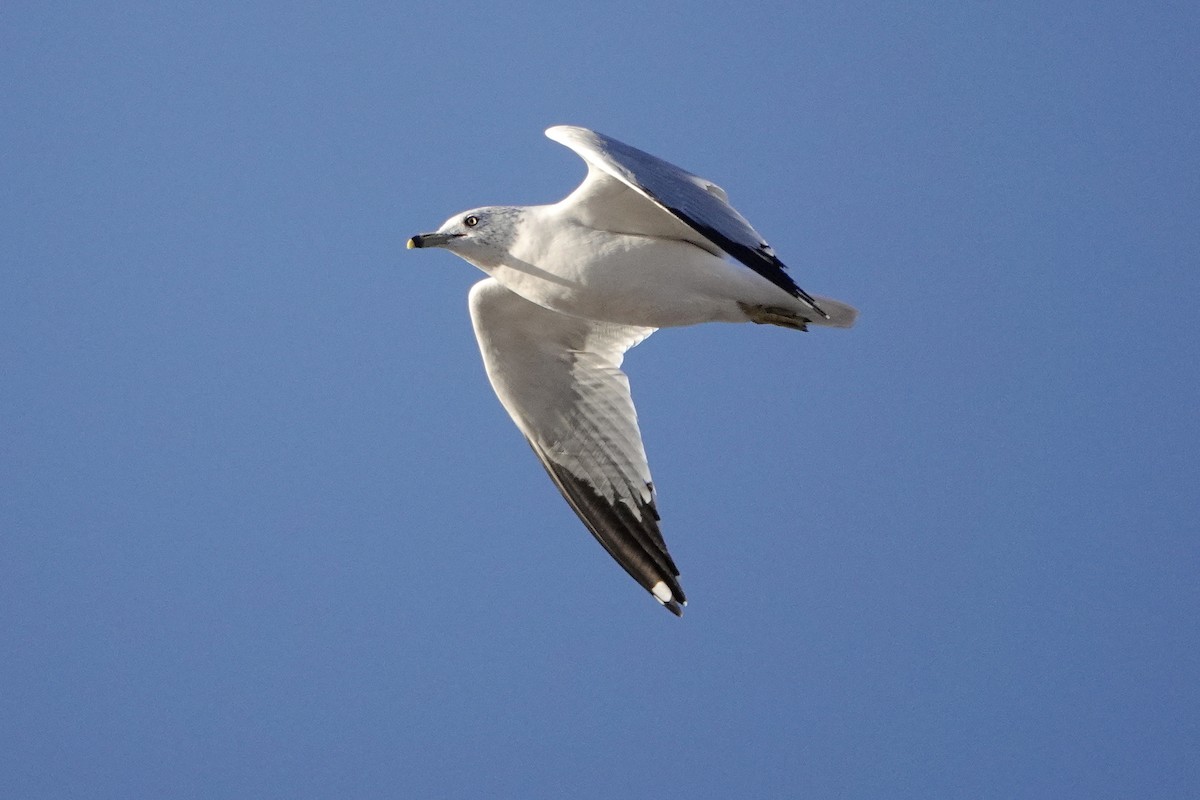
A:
[464,215,479,228]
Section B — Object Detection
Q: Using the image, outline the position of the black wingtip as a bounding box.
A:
[673,212,832,320]
[661,598,685,617]
[651,579,686,616]
[796,288,830,320]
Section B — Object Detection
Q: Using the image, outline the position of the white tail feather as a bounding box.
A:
[810,296,857,328]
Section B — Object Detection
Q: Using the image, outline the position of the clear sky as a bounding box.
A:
[3,3,1197,798]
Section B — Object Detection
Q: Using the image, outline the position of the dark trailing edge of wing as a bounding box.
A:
[527,440,686,616]
[671,209,829,319]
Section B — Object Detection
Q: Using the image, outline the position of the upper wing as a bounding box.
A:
[467,278,686,615]
[546,124,826,317]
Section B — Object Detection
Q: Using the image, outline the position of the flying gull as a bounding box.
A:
[408,125,856,615]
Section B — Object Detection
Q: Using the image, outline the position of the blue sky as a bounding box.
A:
[3,2,1197,798]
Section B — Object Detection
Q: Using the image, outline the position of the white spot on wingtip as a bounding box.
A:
[651,581,673,604]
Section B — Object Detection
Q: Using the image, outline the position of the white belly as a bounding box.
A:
[485,226,792,328]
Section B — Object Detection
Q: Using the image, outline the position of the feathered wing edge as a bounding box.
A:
[468,278,686,615]
[527,440,685,615]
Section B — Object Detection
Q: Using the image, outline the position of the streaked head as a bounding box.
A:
[407,206,523,269]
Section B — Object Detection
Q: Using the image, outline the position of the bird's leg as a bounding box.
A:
[737,302,810,331]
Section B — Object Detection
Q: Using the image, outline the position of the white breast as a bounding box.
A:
[489,219,778,328]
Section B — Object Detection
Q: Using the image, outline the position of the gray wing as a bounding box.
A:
[467,278,686,615]
[546,124,827,318]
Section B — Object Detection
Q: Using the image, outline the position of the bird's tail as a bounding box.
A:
[809,296,857,328]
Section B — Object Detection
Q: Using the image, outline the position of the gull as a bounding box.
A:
[408,125,856,616]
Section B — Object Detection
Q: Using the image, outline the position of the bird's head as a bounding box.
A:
[407,206,522,270]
